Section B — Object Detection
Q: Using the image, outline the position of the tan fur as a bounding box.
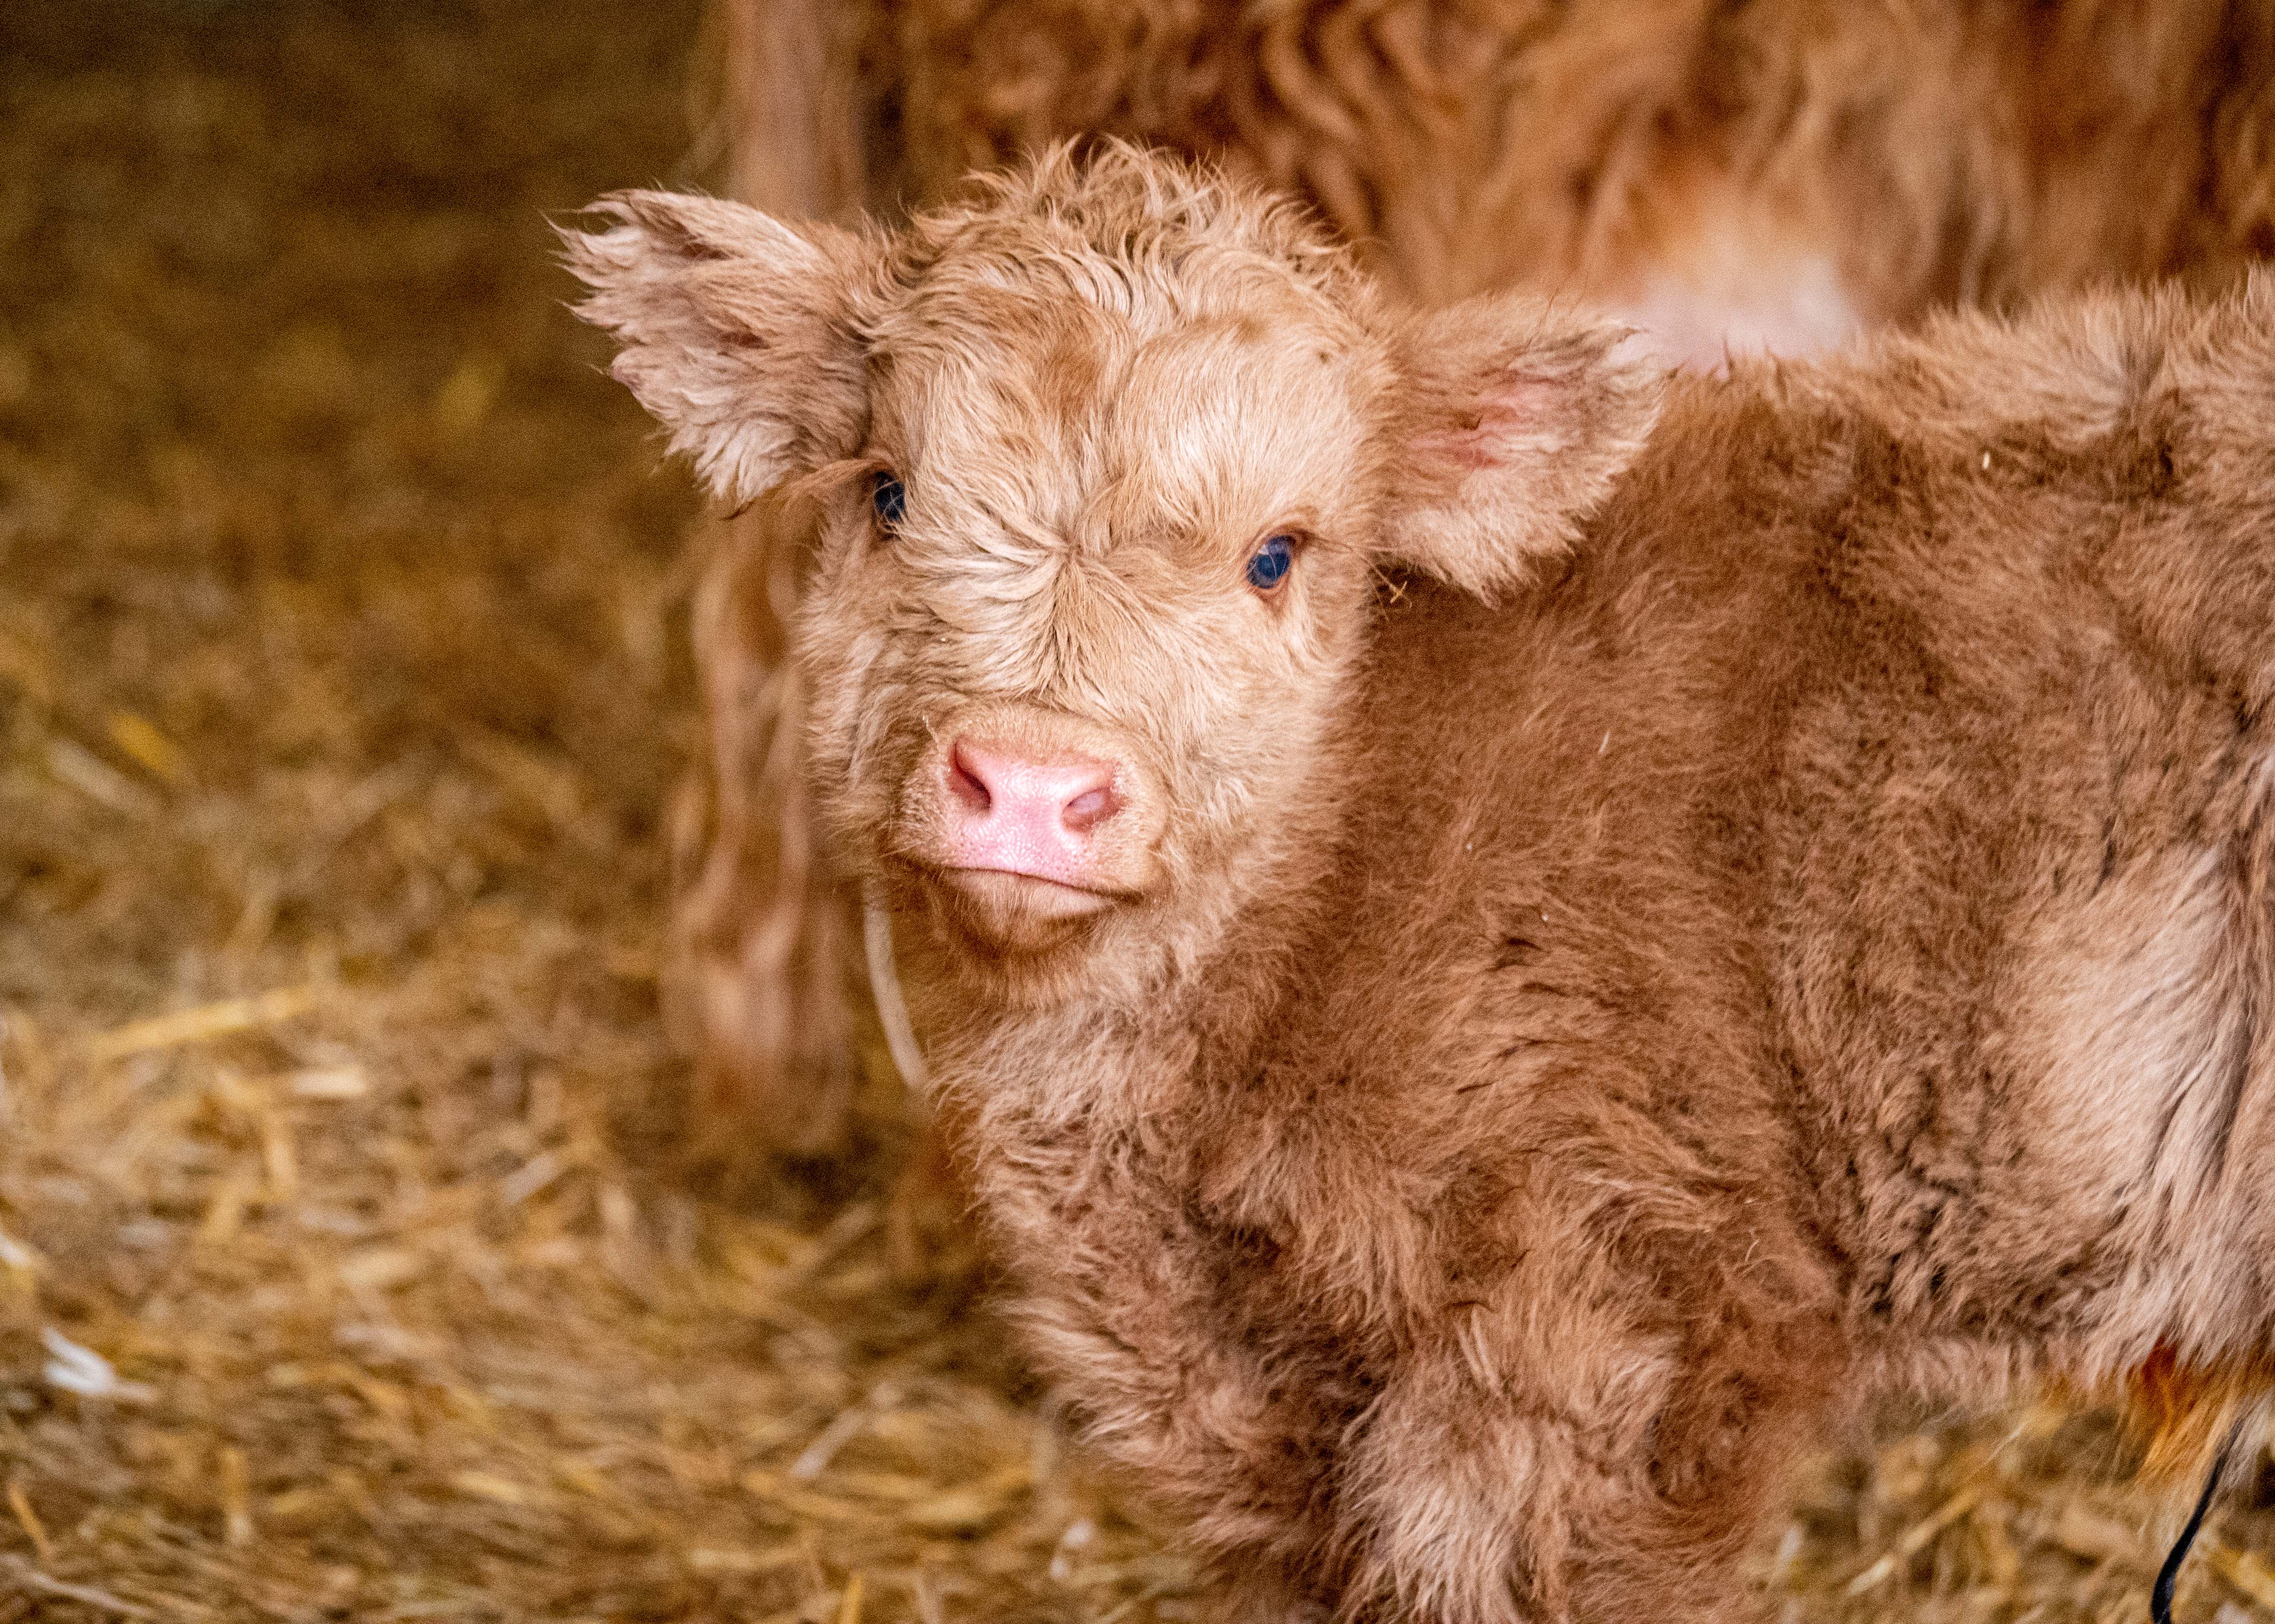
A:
[720,0,2275,318]
[572,146,2275,1621]
[672,0,2275,1169]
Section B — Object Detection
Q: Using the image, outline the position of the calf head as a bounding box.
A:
[567,144,1661,1004]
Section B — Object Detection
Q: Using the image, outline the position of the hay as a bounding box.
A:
[0,2,2272,1620]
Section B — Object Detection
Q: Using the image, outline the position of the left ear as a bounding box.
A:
[560,190,879,507]
[1375,298,1663,599]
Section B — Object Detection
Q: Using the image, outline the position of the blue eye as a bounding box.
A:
[871,472,907,529]
[1245,533,1295,592]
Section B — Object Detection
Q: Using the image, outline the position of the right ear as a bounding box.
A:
[562,191,876,505]
[1373,296,1661,599]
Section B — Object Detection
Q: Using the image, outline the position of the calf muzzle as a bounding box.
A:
[898,705,1164,954]
[941,738,1123,888]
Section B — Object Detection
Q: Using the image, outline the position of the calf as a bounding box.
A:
[570,147,2275,1624]
[680,0,2275,1167]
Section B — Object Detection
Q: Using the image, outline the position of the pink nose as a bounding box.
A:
[940,738,1122,888]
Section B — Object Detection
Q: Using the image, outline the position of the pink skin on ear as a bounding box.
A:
[939,739,1124,891]
[1413,377,1557,472]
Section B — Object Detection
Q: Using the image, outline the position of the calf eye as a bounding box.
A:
[871,471,907,531]
[1245,533,1295,593]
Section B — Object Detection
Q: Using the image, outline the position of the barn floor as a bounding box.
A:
[2,3,2274,1621]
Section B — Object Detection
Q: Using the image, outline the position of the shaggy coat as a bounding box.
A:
[572,148,2275,1623]
[719,0,2275,318]
[677,0,2275,1162]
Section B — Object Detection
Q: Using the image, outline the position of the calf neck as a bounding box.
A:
[570,149,2275,1624]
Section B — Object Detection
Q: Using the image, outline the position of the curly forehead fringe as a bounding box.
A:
[881,139,1377,322]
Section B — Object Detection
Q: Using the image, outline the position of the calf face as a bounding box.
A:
[568,147,1659,994]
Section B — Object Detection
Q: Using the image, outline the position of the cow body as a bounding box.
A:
[570,150,2275,1624]
[723,0,2275,321]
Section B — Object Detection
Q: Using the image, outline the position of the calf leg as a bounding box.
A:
[1331,1295,1841,1624]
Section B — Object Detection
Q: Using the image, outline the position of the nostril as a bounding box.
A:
[945,737,1122,845]
[1062,784,1118,833]
[947,744,993,813]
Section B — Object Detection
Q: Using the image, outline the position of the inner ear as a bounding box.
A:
[1377,298,1663,600]
[562,191,879,506]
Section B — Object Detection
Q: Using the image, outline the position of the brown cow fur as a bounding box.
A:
[571,147,2275,1621]
[677,0,2275,1167]
[717,0,2275,319]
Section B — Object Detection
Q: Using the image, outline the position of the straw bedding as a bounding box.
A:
[3,2,2275,1619]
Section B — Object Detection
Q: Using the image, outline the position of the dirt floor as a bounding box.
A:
[5,3,2275,1621]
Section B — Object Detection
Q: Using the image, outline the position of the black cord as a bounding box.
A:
[2152,1418,2249,1624]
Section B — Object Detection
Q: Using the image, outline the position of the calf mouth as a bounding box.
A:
[942,866,1120,916]
[928,864,1129,956]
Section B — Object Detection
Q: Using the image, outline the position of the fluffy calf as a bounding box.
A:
[572,149,2275,1623]
[683,0,2275,1163]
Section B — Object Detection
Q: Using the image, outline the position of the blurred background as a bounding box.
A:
[5,2,2275,1621]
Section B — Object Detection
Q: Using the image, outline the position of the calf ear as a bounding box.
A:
[562,191,875,506]
[1376,298,1662,598]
